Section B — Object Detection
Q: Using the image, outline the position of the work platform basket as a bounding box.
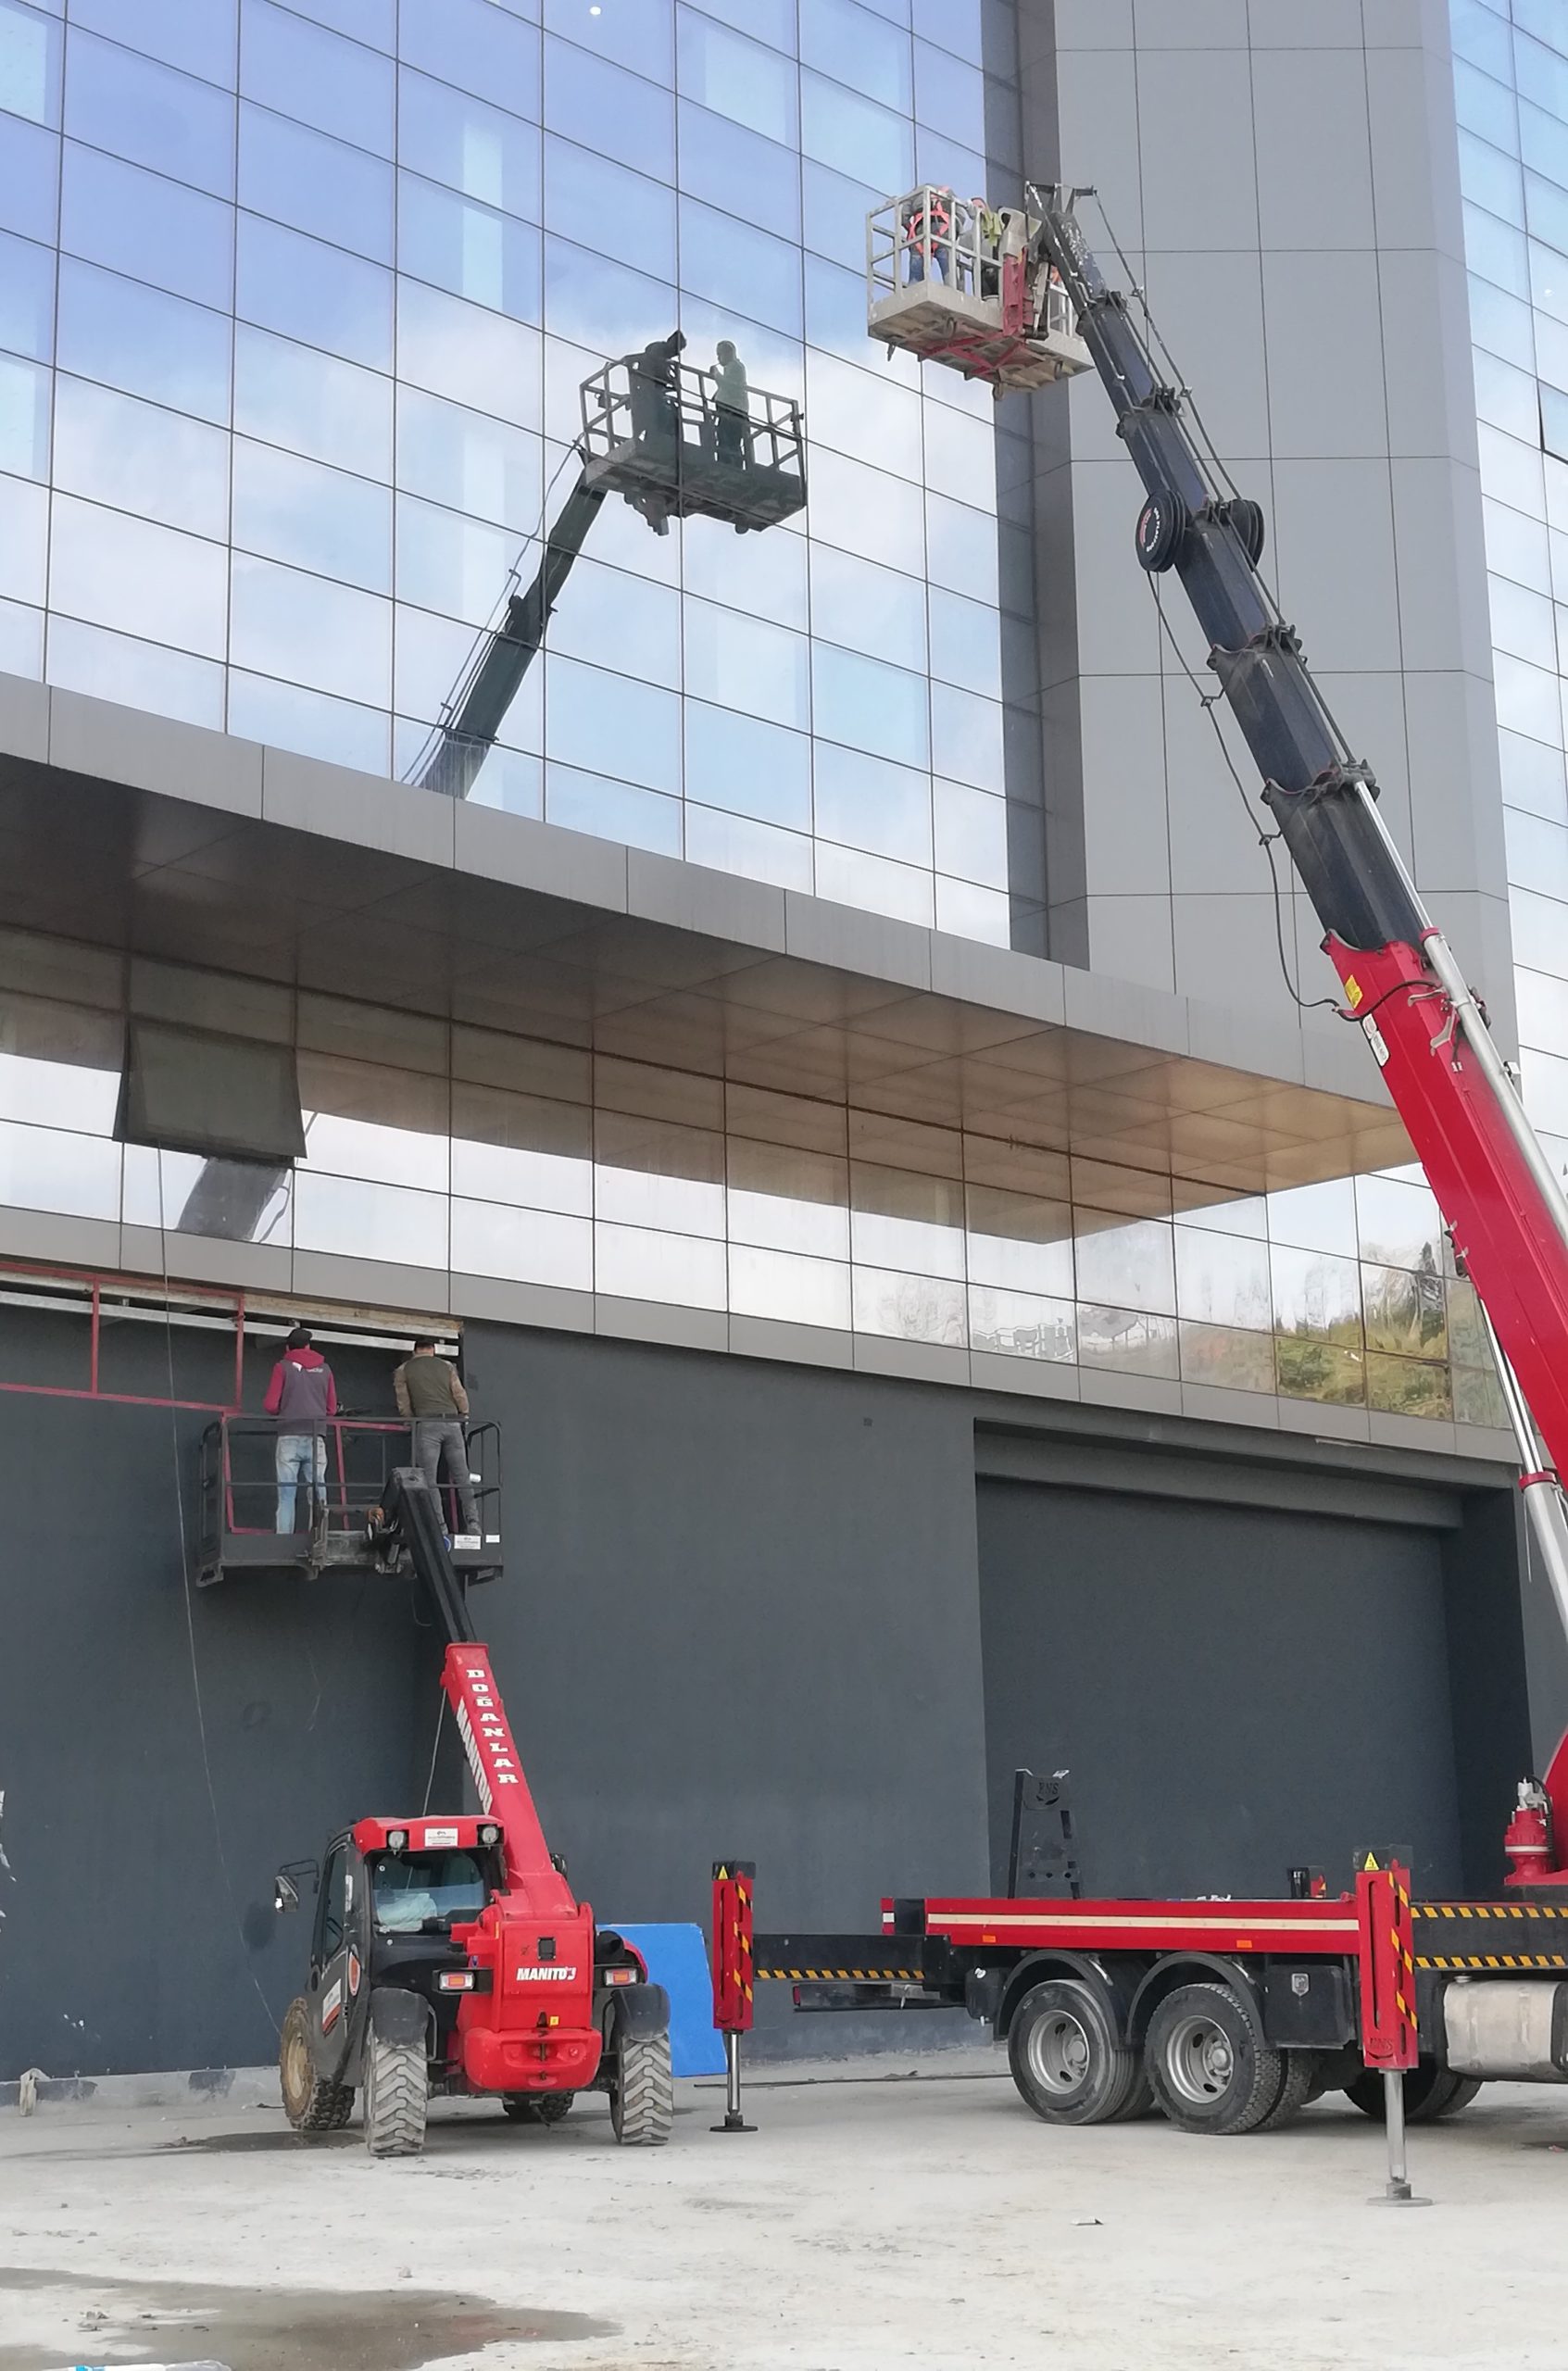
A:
[867,189,1093,394]
[579,357,807,533]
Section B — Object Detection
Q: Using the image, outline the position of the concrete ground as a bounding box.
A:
[5,2050,1568,2371]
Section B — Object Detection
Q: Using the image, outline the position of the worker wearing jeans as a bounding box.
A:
[394,1336,481,1540]
[264,1324,338,1533]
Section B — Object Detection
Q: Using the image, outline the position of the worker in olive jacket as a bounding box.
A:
[393,1336,480,1539]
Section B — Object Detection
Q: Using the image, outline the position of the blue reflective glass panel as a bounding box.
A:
[545,652,681,792]
[397,173,542,322]
[928,585,1001,698]
[545,554,681,687]
[61,143,233,309]
[234,323,395,476]
[812,642,929,769]
[0,110,55,239]
[394,492,517,623]
[229,671,391,772]
[401,0,540,111]
[684,697,809,829]
[237,212,394,370]
[397,69,540,220]
[241,0,393,157]
[239,102,394,262]
[48,616,221,725]
[51,492,228,657]
[686,804,811,890]
[231,553,392,706]
[676,99,799,241]
[69,0,236,85]
[544,32,673,181]
[55,375,229,538]
[546,763,682,855]
[933,777,1006,886]
[678,195,801,336]
[545,233,674,354]
[682,0,795,49]
[545,134,675,284]
[0,351,46,478]
[0,228,52,358]
[799,0,910,111]
[395,385,540,531]
[288,0,394,48]
[801,157,880,270]
[676,7,796,144]
[57,257,230,420]
[0,0,60,124]
[65,27,233,193]
[800,68,911,190]
[809,543,926,671]
[397,278,541,430]
[0,469,45,602]
[681,506,808,626]
[684,598,809,730]
[931,678,1002,790]
[912,36,983,145]
[0,595,42,676]
[234,439,392,593]
[911,0,978,50]
[813,742,932,864]
[544,0,671,86]
[925,488,997,602]
[809,446,925,574]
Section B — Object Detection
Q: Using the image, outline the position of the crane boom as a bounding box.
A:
[1029,188,1568,1653]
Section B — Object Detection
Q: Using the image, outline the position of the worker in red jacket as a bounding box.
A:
[264,1324,338,1534]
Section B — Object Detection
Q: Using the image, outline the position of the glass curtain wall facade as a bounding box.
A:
[0,0,1042,947]
[1453,0,1568,1186]
[0,920,1505,1424]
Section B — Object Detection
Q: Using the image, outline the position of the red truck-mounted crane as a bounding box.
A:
[274,1467,672,2155]
[708,189,1568,2176]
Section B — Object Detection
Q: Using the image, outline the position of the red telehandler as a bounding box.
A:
[708,189,1568,2178]
[274,1467,672,2156]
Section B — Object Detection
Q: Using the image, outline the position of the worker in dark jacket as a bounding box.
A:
[265,1324,337,1534]
[394,1336,481,1540]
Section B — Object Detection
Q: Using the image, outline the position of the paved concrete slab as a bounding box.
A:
[4,2051,1568,2369]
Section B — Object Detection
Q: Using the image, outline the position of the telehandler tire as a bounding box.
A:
[279,1997,353,2135]
[1008,1978,1143,2126]
[1145,1981,1286,2136]
[610,2026,673,2146]
[363,2029,428,2157]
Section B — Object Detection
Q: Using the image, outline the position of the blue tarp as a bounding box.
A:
[611,1922,725,2077]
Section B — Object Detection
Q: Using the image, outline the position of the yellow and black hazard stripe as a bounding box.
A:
[755,1964,924,1983]
[1419,1901,1568,1916]
[1417,1951,1568,1971]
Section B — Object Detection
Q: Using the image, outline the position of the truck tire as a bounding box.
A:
[610,2027,673,2147]
[1254,2048,1314,2131]
[1145,1982,1286,2137]
[1008,1978,1143,2127]
[502,2091,574,2126]
[363,2030,428,2158]
[1345,2064,1483,2123]
[279,1997,354,2135]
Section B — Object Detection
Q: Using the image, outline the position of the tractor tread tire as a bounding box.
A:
[1146,1980,1286,2138]
[611,2028,673,2147]
[503,2091,574,2126]
[279,1997,355,2136]
[364,2033,428,2159]
[1254,2048,1315,2132]
[1008,1978,1143,2128]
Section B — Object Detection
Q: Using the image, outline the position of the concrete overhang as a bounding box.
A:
[0,675,1410,1211]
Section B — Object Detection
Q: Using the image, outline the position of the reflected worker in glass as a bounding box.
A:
[710,340,752,470]
[265,1324,337,1535]
[394,1335,480,1543]
[624,329,686,452]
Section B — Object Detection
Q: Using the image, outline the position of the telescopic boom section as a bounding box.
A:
[1030,186,1568,1504]
[381,1468,574,1913]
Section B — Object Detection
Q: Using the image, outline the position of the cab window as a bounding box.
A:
[370,1848,487,1933]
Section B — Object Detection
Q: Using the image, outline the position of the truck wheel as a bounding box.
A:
[1145,1982,1286,2136]
[363,2030,428,2158]
[610,2028,673,2147]
[502,2091,573,2126]
[279,1998,353,2134]
[1008,1978,1142,2126]
[1254,2048,1314,2131]
[1345,2064,1482,2123]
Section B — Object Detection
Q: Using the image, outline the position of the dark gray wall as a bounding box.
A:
[976,1479,1469,1901]
[0,1326,991,2077]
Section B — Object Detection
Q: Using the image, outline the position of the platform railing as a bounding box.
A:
[579,358,805,486]
[196,1413,502,1575]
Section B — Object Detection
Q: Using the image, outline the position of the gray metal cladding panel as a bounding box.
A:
[976,1476,1465,1902]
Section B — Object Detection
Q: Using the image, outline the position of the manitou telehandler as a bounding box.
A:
[274,1466,671,2156]
[706,187,1568,2178]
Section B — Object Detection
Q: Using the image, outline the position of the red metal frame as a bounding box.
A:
[899,1894,1362,1957]
[1355,1859,1419,2072]
[711,1862,756,2035]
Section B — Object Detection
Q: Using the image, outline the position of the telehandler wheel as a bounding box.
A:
[1008,1978,1143,2126]
[1344,2064,1483,2123]
[279,1997,354,2135]
[502,2091,574,2125]
[1145,1982,1286,2136]
[610,2027,673,2146]
[363,2029,428,2158]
